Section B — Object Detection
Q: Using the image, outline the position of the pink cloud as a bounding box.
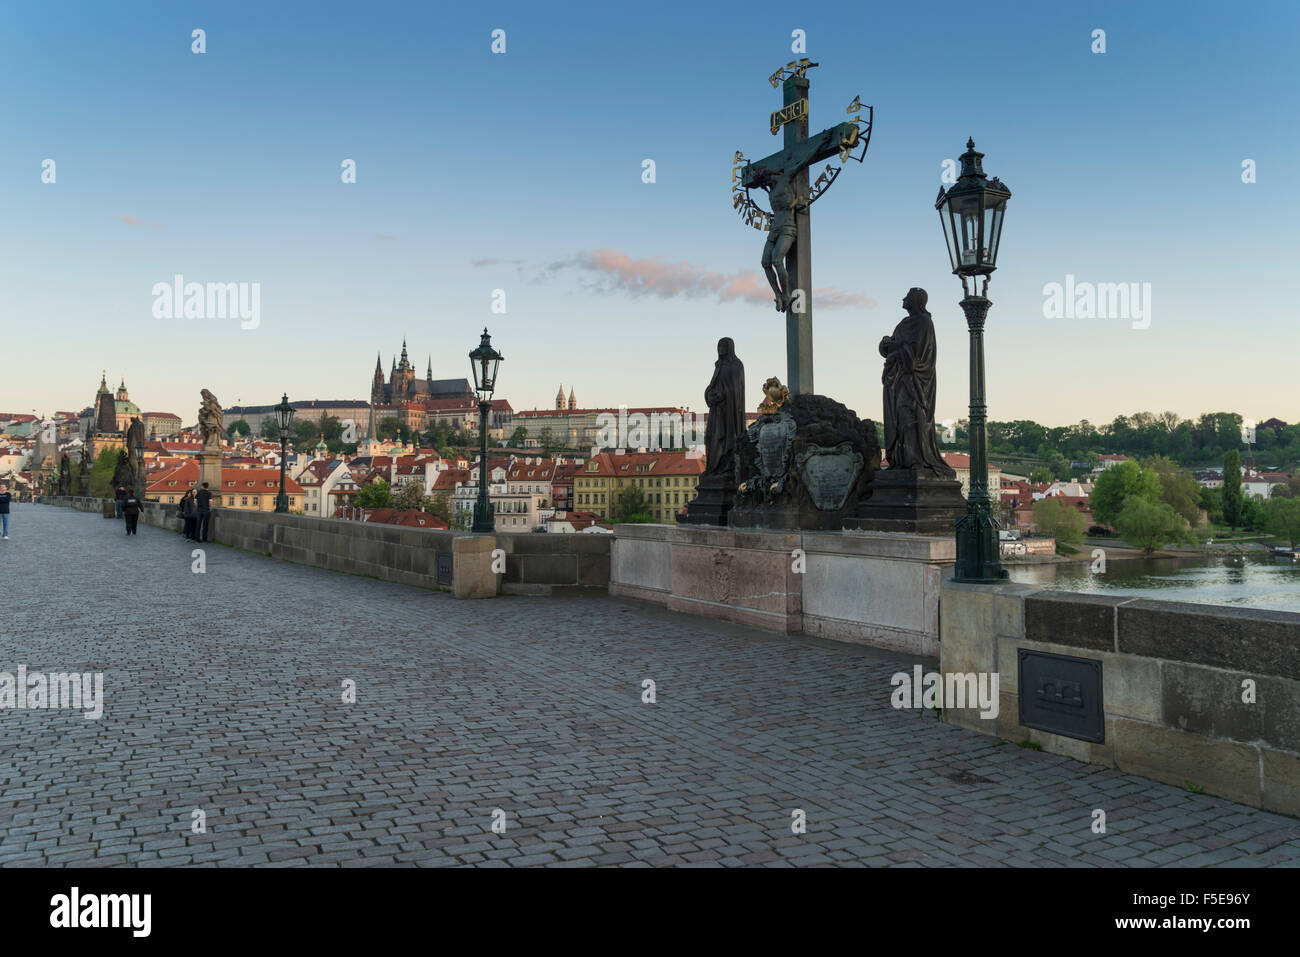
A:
[119,215,163,230]
[561,248,873,309]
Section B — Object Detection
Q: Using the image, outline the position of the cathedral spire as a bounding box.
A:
[427,355,433,380]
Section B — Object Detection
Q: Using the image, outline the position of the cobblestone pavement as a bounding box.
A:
[2,503,1298,867]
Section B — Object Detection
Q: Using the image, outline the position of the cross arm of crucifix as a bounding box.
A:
[740,121,861,188]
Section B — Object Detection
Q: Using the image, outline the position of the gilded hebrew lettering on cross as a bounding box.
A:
[731,62,873,395]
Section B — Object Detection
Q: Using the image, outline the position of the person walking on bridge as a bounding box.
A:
[123,489,143,536]
[114,485,127,519]
[0,482,11,540]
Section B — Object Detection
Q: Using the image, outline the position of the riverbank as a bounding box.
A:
[1002,536,1277,566]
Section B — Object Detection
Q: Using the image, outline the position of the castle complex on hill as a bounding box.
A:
[370,341,473,406]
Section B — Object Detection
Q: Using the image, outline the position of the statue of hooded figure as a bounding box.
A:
[880,288,955,477]
[701,337,746,487]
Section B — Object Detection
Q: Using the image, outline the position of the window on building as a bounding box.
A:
[240,497,248,506]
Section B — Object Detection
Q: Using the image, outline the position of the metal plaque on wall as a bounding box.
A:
[1017,649,1104,743]
[435,552,453,586]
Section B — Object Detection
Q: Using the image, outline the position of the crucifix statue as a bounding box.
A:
[736,61,871,396]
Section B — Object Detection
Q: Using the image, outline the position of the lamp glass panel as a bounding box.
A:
[985,199,1006,267]
[939,206,958,272]
[952,191,983,269]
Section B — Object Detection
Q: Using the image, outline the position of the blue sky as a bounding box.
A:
[2,0,1297,428]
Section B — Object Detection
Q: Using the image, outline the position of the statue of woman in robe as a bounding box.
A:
[702,337,746,486]
[880,288,954,477]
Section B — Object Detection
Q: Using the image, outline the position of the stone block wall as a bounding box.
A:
[44,498,604,600]
[611,523,954,653]
[941,580,1300,817]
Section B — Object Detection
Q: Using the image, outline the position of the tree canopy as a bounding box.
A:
[1113,497,1188,554]
[1032,497,1086,546]
[1089,460,1161,527]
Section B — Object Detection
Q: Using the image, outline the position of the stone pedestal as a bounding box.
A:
[728,393,880,532]
[844,469,965,535]
[610,523,955,655]
[199,449,222,496]
[677,481,735,527]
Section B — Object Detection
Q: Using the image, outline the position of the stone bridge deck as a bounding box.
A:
[1,503,1297,866]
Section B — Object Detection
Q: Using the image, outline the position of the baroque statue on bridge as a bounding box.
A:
[198,389,223,450]
[879,288,954,477]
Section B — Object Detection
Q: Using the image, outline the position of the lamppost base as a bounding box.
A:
[952,506,1007,583]
[275,494,290,514]
[471,502,494,533]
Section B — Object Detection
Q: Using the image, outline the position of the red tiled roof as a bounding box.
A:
[551,510,610,531]
[507,459,556,482]
[432,468,471,491]
[146,461,303,495]
[581,451,705,478]
[361,508,449,530]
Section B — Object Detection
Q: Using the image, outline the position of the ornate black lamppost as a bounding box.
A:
[274,392,295,513]
[469,328,503,533]
[133,434,145,501]
[937,138,1011,582]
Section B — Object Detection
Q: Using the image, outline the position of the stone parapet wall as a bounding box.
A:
[42,497,605,599]
[610,523,954,654]
[941,580,1300,817]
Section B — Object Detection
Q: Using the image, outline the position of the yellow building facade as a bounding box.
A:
[572,451,704,523]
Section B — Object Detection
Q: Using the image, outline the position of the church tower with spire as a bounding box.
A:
[568,387,576,411]
[370,353,387,406]
[391,339,415,403]
[555,384,565,410]
[94,372,117,433]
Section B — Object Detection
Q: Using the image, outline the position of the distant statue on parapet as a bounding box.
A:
[126,417,145,455]
[198,390,223,449]
[880,288,954,477]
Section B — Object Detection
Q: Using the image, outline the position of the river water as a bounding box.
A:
[1007,552,1300,613]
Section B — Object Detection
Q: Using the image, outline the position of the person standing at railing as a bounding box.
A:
[195,481,212,542]
[180,488,198,542]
